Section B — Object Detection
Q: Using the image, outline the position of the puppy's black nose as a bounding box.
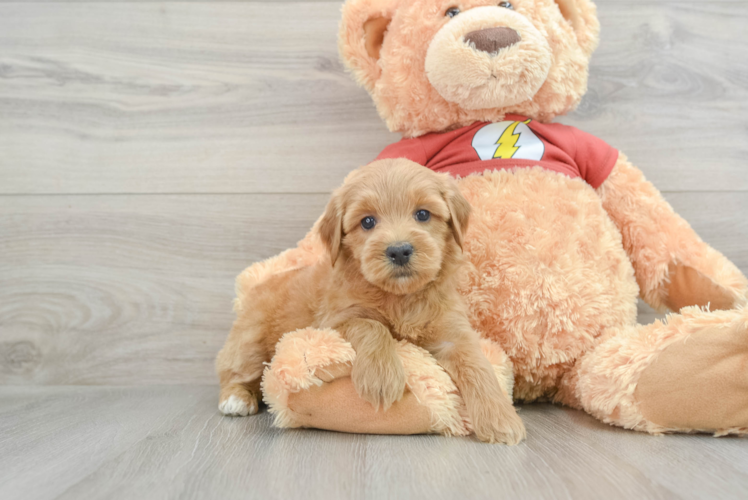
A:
[386,243,413,267]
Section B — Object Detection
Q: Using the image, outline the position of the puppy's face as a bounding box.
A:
[319,159,470,295]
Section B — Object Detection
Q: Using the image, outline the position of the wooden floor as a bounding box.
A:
[1,1,747,499]
[1,386,747,500]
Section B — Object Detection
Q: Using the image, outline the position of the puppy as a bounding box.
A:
[216,159,525,444]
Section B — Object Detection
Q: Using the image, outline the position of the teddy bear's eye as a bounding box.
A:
[361,216,377,230]
[445,7,461,18]
[498,1,513,8]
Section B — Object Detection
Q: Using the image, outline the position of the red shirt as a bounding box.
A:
[376,115,618,189]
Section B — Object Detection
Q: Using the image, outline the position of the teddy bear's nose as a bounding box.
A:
[464,27,521,54]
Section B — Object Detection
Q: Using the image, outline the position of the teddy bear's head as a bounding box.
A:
[339,0,600,137]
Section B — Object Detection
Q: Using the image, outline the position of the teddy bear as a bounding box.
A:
[222,0,748,438]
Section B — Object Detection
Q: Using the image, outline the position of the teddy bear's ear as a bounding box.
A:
[339,0,397,91]
[554,0,600,56]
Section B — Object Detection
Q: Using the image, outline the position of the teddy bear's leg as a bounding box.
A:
[262,328,456,435]
[557,307,748,434]
[262,329,518,436]
[597,154,748,312]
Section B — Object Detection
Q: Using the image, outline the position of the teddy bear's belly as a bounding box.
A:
[457,168,639,402]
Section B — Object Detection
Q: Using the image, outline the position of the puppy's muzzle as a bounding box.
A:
[386,243,413,267]
[464,27,521,54]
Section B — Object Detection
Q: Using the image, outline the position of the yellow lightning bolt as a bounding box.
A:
[493,119,532,159]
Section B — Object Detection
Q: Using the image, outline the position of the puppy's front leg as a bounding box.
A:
[428,319,526,444]
[337,318,406,411]
[215,322,266,417]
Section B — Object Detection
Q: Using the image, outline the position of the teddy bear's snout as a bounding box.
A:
[464,27,521,54]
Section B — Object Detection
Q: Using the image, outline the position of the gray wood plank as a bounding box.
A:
[0,386,366,500]
[0,193,328,385]
[0,386,746,500]
[1,191,745,386]
[0,1,746,194]
[0,1,397,195]
[562,1,748,191]
[1,3,746,498]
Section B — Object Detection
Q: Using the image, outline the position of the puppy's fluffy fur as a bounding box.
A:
[216,159,525,444]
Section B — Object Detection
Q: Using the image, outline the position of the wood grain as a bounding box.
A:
[0,1,746,194]
[0,2,746,498]
[563,1,748,191]
[0,192,745,385]
[0,193,328,385]
[0,386,746,500]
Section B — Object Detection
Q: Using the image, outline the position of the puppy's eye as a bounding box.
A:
[445,7,460,18]
[498,1,513,9]
[415,210,431,222]
[361,216,377,230]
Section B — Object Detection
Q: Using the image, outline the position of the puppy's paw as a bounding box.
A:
[351,351,407,411]
[218,392,258,417]
[471,402,526,445]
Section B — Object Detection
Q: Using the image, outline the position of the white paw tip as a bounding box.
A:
[219,395,255,416]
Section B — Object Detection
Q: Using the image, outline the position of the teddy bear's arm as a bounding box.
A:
[596,153,748,312]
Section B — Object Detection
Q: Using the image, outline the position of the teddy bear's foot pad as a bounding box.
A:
[635,308,748,434]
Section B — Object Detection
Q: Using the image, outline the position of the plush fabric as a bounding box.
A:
[262,328,515,436]
[339,0,600,137]
[241,153,747,436]
[634,307,748,435]
[456,165,640,401]
[566,306,748,436]
[227,0,748,438]
[596,155,747,313]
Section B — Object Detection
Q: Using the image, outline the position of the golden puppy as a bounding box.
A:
[216,159,525,444]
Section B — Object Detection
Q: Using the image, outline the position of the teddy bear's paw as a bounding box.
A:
[633,307,748,433]
[219,393,258,417]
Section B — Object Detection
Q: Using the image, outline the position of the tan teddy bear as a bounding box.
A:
[219,0,748,438]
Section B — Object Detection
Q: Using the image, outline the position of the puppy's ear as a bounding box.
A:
[318,194,344,266]
[553,0,600,56]
[442,179,471,251]
[339,0,397,90]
